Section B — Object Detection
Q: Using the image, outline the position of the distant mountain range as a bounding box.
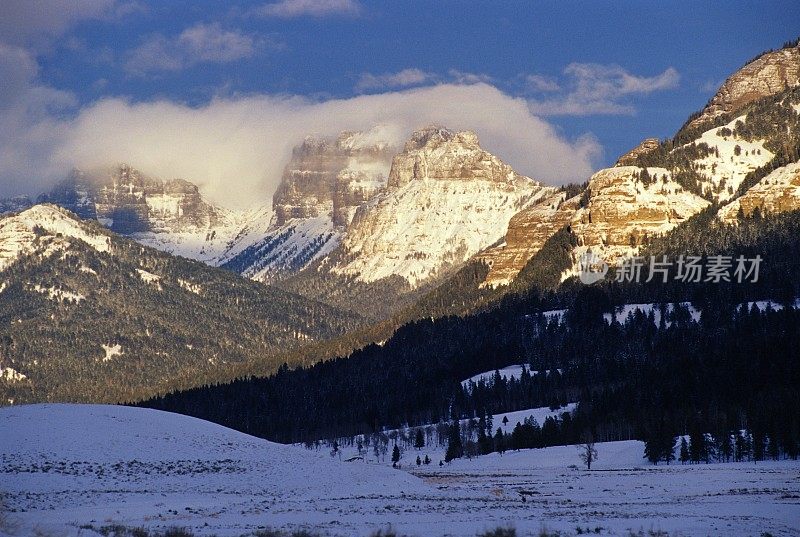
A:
[1,39,800,405]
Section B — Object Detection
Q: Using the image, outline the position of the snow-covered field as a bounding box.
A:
[2,405,799,537]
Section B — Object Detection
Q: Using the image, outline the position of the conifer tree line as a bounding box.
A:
[139,210,800,462]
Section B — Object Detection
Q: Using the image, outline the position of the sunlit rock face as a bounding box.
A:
[331,126,552,287]
[719,162,800,223]
[687,45,800,130]
[273,129,396,228]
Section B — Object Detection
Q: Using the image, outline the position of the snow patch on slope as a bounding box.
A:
[0,205,111,273]
[221,214,342,282]
[30,284,85,303]
[1,367,26,382]
[100,344,124,362]
[136,268,162,289]
[719,161,800,221]
[334,178,546,286]
[691,115,774,201]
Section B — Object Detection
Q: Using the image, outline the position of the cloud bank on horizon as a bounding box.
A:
[0,1,605,209]
[2,0,791,209]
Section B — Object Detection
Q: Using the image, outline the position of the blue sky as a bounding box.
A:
[1,0,798,206]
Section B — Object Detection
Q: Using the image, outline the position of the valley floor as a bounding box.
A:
[1,405,799,537]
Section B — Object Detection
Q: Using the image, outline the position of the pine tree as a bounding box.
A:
[644,436,662,465]
[444,421,464,462]
[679,437,690,464]
[689,428,702,463]
[391,444,401,467]
[423,454,431,465]
[735,431,751,462]
[414,429,425,450]
[719,432,733,463]
[416,455,421,466]
[494,427,505,455]
[662,436,677,465]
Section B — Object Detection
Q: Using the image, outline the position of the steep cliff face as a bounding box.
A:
[330,127,551,286]
[40,165,241,261]
[273,129,395,228]
[221,129,396,282]
[688,44,800,130]
[569,166,709,264]
[719,162,800,222]
[478,191,578,287]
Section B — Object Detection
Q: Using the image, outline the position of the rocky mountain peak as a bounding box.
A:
[332,127,549,287]
[273,129,395,228]
[615,138,660,166]
[688,44,800,129]
[387,126,527,189]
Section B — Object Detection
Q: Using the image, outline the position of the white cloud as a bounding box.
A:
[0,0,134,47]
[528,63,680,116]
[126,23,263,74]
[356,68,437,91]
[525,74,561,93]
[0,43,77,198]
[255,0,361,18]
[0,83,601,209]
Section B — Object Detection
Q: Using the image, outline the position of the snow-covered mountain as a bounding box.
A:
[329,127,553,286]
[219,127,396,281]
[477,45,800,288]
[30,164,251,262]
[0,204,361,405]
[224,125,552,294]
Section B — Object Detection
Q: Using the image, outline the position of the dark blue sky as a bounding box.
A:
[1,0,798,203]
[36,1,798,164]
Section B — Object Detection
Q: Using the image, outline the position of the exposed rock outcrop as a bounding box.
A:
[688,45,800,130]
[570,166,709,258]
[479,192,579,287]
[273,129,395,228]
[719,162,800,222]
[615,138,660,166]
[331,126,552,286]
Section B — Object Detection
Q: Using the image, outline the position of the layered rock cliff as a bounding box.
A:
[330,126,552,286]
[568,166,710,266]
[220,128,396,282]
[479,191,579,287]
[719,162,800,222]
[273,129,395,228]
[39,165,241,261]
[688,44,800,130]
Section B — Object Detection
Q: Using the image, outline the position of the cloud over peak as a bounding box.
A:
[0,82,601,208]
[126,23,266,74]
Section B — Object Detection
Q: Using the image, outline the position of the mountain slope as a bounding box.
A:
[220,128,396,282]
[686,41,800,130]
[0,205,362,405]
[328,127,553,287]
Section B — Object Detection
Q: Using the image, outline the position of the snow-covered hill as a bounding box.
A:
[0,404,425,536]
[0,205,361,405]
[0,204,111,272]
[3,404,799,537]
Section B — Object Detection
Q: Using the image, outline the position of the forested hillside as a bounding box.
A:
[140,210,800,453]
[0,206,363,404]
